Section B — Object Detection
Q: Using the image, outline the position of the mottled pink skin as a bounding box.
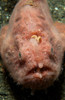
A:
[54,22,65,51]
[0,0,64,90]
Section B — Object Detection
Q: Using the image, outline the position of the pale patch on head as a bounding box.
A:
[38,62,43,68]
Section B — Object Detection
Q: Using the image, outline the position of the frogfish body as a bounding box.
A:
[0,0,65,90]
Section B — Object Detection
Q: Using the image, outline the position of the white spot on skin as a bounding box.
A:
[38,62,43,68]
[38,29,41,32]
[12,51,15,53]
[35,73,42,78]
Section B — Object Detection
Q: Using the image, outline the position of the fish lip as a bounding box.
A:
[22,70,56,83]
[32,66,55,79]
[26,64,55,77]
[20,65,57,86]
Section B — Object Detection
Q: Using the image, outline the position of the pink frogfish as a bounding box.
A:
[0,0,65,90]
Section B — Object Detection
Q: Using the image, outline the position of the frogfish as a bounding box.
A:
[0,0,65,90]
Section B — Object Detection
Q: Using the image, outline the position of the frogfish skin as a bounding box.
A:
[0,0,65,90]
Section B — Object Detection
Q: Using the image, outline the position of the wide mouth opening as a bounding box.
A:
[26,65,52,75]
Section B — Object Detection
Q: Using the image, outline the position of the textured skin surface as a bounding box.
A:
[0,0,64,90]
[54,22,65,51]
